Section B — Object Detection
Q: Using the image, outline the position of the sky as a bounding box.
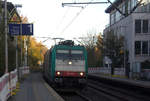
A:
[7,0,111,48]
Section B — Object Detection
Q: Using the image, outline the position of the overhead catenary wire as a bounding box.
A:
[60,7,85,34]
[56,8,70,31]
[60,0,94,34]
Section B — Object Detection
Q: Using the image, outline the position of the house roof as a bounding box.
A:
[105,0,124,13]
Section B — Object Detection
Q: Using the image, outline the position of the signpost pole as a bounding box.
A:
[16,36,19,79]
[20,22,22,68]
[4,0,8,73]
[9,4,22,80]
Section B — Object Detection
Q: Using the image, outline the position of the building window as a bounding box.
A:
[142,41,148,54]
[135,41,141,55]
[116,11,120,22]
[122,4,125,14]
[135,41,149,55]
[135,20,141,33]
[110,12,116,25]
[143,20,148,33]
[131,0,136,9]
[128,0,131,13]
[135,19,149,33]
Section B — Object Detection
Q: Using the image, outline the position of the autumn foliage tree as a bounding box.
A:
[17,16,47,71]
[27,37,47,70]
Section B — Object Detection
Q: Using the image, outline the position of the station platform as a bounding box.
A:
[88,73,150,89]
[8,73,64,101]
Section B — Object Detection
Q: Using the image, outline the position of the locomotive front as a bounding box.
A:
[53,41,87,88]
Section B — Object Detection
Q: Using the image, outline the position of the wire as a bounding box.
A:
[60,7,85,34]
[60,0,93,34]
[56,8,70,31]
[33,36,51,38]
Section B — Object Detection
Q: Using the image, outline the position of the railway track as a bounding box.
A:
[88,79,150,101]
[47,76,150,101]
[59,91,92,101]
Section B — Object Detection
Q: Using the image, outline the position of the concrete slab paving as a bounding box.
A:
[8,73,64,101]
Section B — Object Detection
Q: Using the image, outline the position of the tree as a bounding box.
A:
[27,37,47,70]
[17,16,48,70]
[103,30,124,68]
[79,32,103,67]
[96,33,103,66]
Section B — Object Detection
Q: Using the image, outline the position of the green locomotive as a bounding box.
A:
[43,40,88,88]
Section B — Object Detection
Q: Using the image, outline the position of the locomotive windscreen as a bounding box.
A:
[56,50,84,60]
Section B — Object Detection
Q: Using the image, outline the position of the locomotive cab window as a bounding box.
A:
[71,50,84,60]
[56,49,84,60]
[56,50,69,59]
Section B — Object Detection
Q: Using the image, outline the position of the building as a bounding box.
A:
[103,0,150,78]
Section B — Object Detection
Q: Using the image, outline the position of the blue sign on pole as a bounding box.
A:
[9,23,33,36]
[8,24,20,35]
[22,24,33,35]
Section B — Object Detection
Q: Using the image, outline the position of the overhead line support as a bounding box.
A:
[62,2,109,7]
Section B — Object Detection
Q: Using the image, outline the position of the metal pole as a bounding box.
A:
[20,22,22,67]
[24,38,27,66]
[62,2,109,7]
[124,39,126,68]
[4,0,8,73]
[16,36,19,79]
[123,26,126,69]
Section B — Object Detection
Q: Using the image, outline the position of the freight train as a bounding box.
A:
[43,40,88,89]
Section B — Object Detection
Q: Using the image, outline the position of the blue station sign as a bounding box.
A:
[8,24,20,35]
[9,23,34,36]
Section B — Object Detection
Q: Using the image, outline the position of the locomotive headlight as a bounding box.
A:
[80,72,84,76]
[68,61,72,65]
[57,72,61,75]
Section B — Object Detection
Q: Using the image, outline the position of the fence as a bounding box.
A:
[88,67,111,75]
[88,67,126,76]
[0,69,17,101]
[114,68,125,76]
[19,66,30,78]
[0,66,30,101]
[141,69,150,80]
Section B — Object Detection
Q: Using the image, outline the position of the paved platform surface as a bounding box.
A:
[8,73,64,101]
[88,73,150,89]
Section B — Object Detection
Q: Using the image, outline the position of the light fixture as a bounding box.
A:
[68,61,72,65]
[80,72,84,76]
[56,72,61,75]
